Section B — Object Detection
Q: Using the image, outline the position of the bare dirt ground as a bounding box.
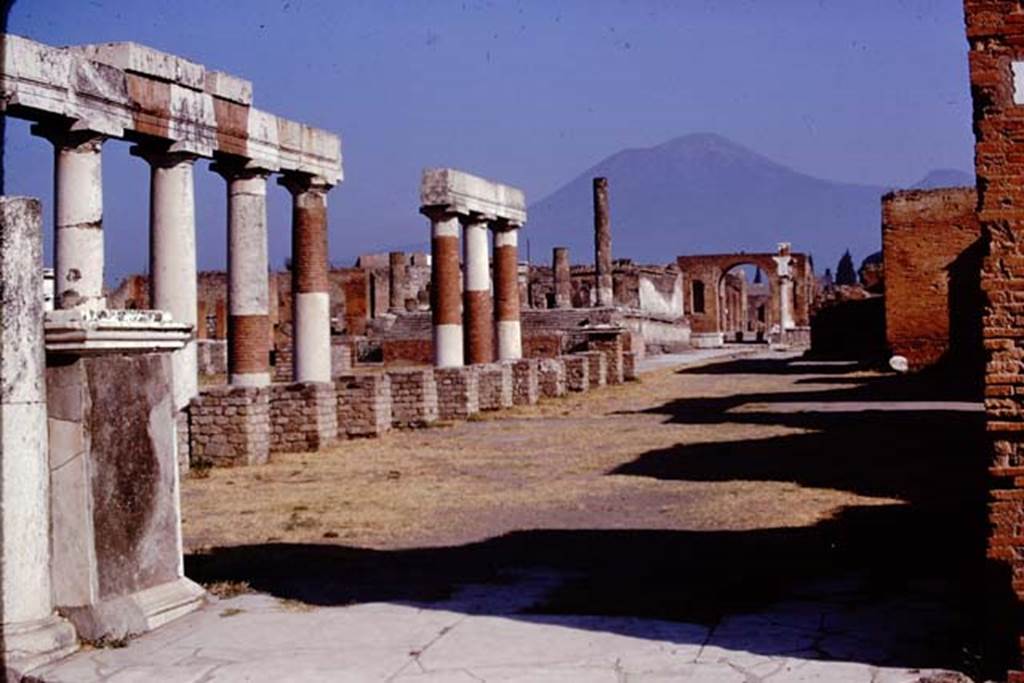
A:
[182,351,996,676]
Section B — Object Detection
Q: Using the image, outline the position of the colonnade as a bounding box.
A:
[33,124,337,406]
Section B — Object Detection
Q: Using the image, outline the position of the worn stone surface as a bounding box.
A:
[435,366,480,420]
[189,386,270,467]
[269,382,337,453]
[420,168,526,224]
[335,373,392,438]
[477,362,513,411]
[582,350,608,389]
[537,357,567,398]
[623,351,638,381]
[511,358,540,406]
[563,354,590,393]
[387,369,439,428]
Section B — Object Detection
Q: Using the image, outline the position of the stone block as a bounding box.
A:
[583,351,608,388]
[563,355,590,393]
[336,373,392,438]
[477,362,514,411]
[538,357,567,398]
[269,382,338,453]
[623,351,638,381]
[511,358,540,406]
[190,385,270,466]
[386,369,438,428]
[435,366,480,420]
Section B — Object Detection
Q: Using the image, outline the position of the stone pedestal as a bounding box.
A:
[269,382,338,453]
[189,386,270,467]
[622,351,638,381]
[477,362,514,411]
[0,197,78,679]
[387,369,439,428]
[583,350,608,388]
[336,374,392,438]
[435,366,480,420]
[564,355,591,393]
[586,329,625,385]
[44,308,203,642]
[511,358,540,406]
[538,358,567,398]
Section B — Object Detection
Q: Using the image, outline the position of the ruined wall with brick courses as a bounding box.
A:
[387,369,439,427]
[882,187,983,371]
[564,354,590,392]
[538,357,567,398]
[335,373,392,437]
[477,362,514,411]
[511,359,540,405]
[583,351,608,388]
[269,382,337,453]
[622,351,637,381]
[190,386,270,467]
[589,335,624,384]
[435,366,480,419]
[963,3,1024,677]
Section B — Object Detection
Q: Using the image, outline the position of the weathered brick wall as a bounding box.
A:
[583,351,608,388]
[435,366,480,420]
[387,369,439,427]
[477,362,513,411]
[269,382,338,453]
[382,338,433,365]
[511,359,540,405]
[523,333,565,359]
[589,334,624,385]
[564,355,590,392]
[538,357,567,398]
[623,351,637,381]
[335,373,392,437]
[190,386,270,467]
[964,3,1024,678]
[883,187,983,371]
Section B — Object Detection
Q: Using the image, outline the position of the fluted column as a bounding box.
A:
[463,215,493,364]
[132,145,200,410]
[553,247,571,309]
[425,209,463,367]
[493,222,522,360]
[33,124,107,310]
[593,177,613,306]
[213,161,272,386]
[279,173,333,383]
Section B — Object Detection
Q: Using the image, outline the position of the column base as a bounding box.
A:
[60,577,206,643]
[2,614,77,680]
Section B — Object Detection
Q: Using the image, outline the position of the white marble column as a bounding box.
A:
[133,146,200,409]
[0,197,78,676]
[279,173,333,383]
[213,161,271,387]
[426,210,463,367]
[33,125,107,310]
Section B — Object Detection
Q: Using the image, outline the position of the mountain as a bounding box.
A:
[911,168,975,190]
[525,133,913,273]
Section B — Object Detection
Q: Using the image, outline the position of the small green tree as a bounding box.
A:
[835,250,856,285]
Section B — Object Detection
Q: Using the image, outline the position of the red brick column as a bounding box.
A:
[279,173,333,382]
[424,209,463,367]
[493,222,522,360]
[593,177,613,306]
[553,247,572,309]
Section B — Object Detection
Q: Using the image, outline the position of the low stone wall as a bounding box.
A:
[336,373,392,438]
[197,339,227,376]
[435,366,480,420]
[538,357,567,398]
[564,355,590,392]
[478,362,514,411]
[589,335,624,385]
[190,386,271,467]
[269,382,338,453]
[511,359,539,405]
[388,368,439,428]
[623,352,637,381]
[583,351,608,388]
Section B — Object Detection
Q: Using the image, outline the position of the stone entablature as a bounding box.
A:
[420,168,526,225]
[44,308,191,354]
[2,35,341,181]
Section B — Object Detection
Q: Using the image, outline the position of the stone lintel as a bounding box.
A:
[44,309,191,355]
[420,168,526,225]
[72,42,206,91]
[205,70,253,105]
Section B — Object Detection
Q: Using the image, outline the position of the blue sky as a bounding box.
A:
[5,0,974,283]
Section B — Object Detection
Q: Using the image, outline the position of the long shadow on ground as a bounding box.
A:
[186,356,1005,678]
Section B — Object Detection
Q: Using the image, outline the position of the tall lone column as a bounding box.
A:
[463,216,494,364]
[553,246,572,309]
[593,177,613,307]
[425,209,463,367]
[133,146,200,410]
[0,197,78,676]
[389,251,406,313]
[33,125,107,310]
[493,222,522,360]
[280,173,333,383]
[213,162,272,386]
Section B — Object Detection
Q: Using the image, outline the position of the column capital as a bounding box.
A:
[489,217,523,232]
[31,121,106,152]
[277,172,333,196]
[130,144,201,169]
[419,205,459,222]
[460,211,496,227]
[210,156,274,182]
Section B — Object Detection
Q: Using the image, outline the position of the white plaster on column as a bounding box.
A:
[494,228,518,249]
[434,324,464,368]
[1014,61,1024,105]
[54,136,106,310]
[0,197,78,675]
[496,320,522,361]
[227,174,270,317]
[293,292,331,382]
[463,221,491,292]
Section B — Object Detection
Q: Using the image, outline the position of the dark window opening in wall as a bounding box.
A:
[693,280,706,314]
[757,304,766,323]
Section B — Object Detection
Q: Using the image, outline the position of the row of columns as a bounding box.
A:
[34,123,336,404]
[426,209,522,367]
